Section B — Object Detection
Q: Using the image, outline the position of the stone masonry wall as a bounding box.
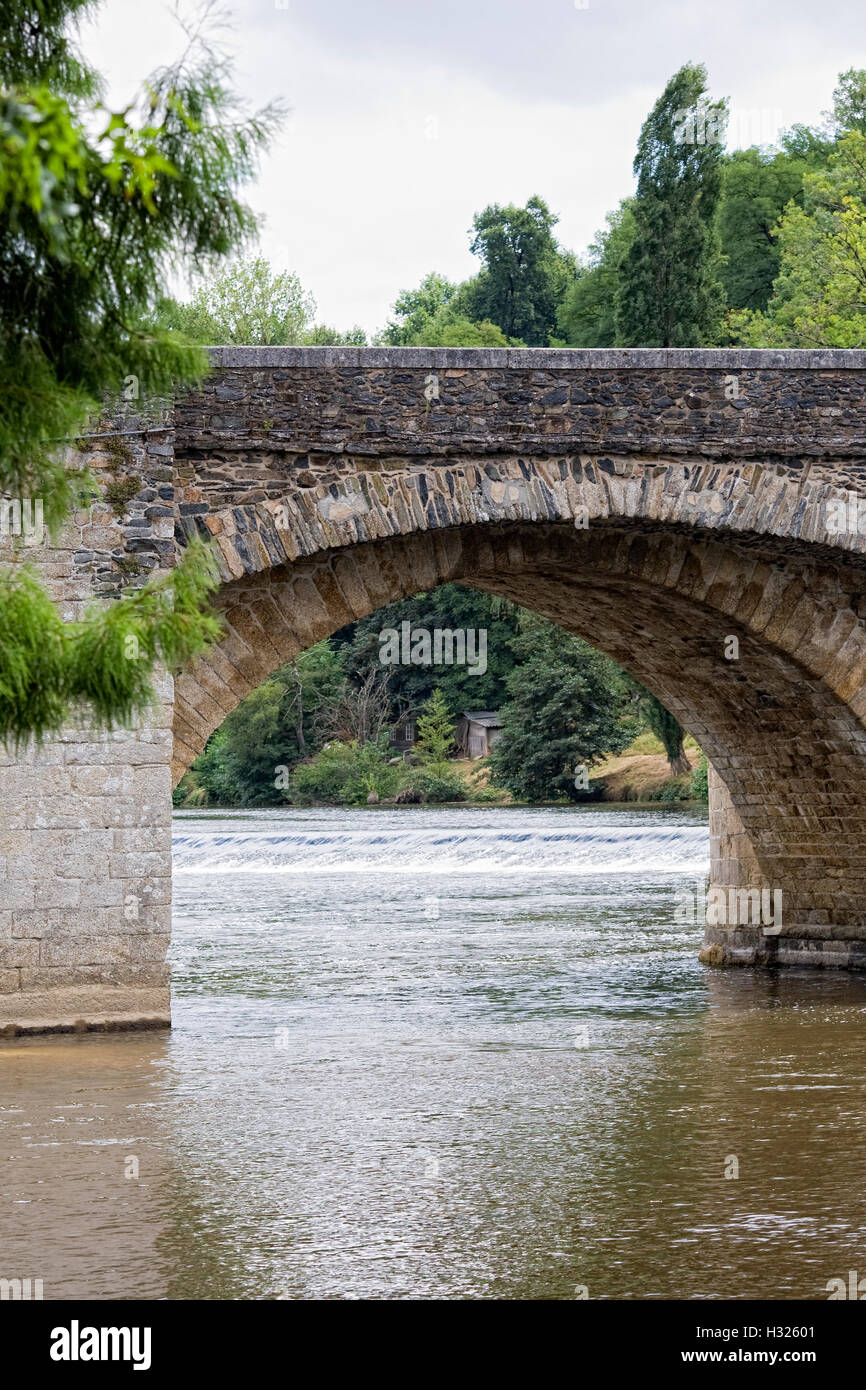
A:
[0,414,175,1032]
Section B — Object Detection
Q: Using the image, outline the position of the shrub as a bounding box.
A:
[290,738,401,805]
[401,766,468,803]
[471,783,510,804]
[690,755,709,802]
[653,778,691,803]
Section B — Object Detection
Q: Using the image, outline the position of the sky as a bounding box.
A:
[80,0,866,336]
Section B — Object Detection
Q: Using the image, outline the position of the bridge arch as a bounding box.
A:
[174,499,866,969]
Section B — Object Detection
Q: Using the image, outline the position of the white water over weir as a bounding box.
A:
[172,810,710,877]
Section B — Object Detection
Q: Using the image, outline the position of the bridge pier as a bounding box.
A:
[701,767,866,970]
[0,420,174,1035]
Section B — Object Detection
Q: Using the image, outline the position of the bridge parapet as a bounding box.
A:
[175,347,866,472]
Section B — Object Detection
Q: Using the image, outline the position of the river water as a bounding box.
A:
[4,804,866,1301]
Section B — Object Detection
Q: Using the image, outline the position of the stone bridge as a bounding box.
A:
[5,346,866,1033]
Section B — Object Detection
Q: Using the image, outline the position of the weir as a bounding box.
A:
[4,346,866,1033]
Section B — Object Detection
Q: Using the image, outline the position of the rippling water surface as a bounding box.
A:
[4,804,866,1301]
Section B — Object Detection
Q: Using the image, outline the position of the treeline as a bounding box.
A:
[175,591,705,808]
[163,64,866,352]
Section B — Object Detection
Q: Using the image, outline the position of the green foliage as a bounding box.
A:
[382,270,509,346]
[414,688,454,771]
[333,583,521,714]
[651,778,692,803]
[0,0,101,99]
[620,679,689,775]
[827,69,866,137]
[401,766,467,803]
[490,619,635,802]
[459,195,577,345]
[732,127,866,346]
[103,474,140,515]
[409,315,508,347]
[0,0,283,740]
[690,755,709,802]
[616,63,727,346]
[557,203,636,346]
[0,537,222,746]
[717,147,808,313]
[290,737,401,806]
[159,255,315,345]
[185,641,345,805]
[382,272,460,344]
[302,323,368,346]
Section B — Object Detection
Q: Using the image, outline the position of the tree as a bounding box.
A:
[332,583,521,717]
[458,196,577,344]
[731,74,866,347]
[414,688,455,772]
[0,0,282,744]
[178,640,345,805]
[302,323,368,346]
[490,620,634,801]
[557,202,636,346]
[160,255,369,346]
[616,63,727,346]
[625,684,689,775]
[717,147,808,313]
[316,664,393,746]
[381,270,508,346]
[160,256,315,344]
[382,272,459,344]
[828,68,866,137]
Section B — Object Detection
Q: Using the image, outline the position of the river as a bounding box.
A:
[3,804,866,1300]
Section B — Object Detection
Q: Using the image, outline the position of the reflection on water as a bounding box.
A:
[3,805,866,1300]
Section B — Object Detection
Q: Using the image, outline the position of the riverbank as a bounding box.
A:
[590,733,704,802]
[174,734,708,811]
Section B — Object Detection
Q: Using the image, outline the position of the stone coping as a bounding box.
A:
[206,346,866,370]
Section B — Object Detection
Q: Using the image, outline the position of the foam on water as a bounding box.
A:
[172,818,709,877]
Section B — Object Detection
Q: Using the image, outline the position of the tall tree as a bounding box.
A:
[616,63,727,346]
[624,683,690,775]
[458,196,577,344]
[732,70,866,347]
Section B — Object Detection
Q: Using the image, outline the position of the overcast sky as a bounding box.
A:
[81,0,865,335]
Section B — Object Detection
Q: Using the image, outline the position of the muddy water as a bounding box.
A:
[3,805,866,1301]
